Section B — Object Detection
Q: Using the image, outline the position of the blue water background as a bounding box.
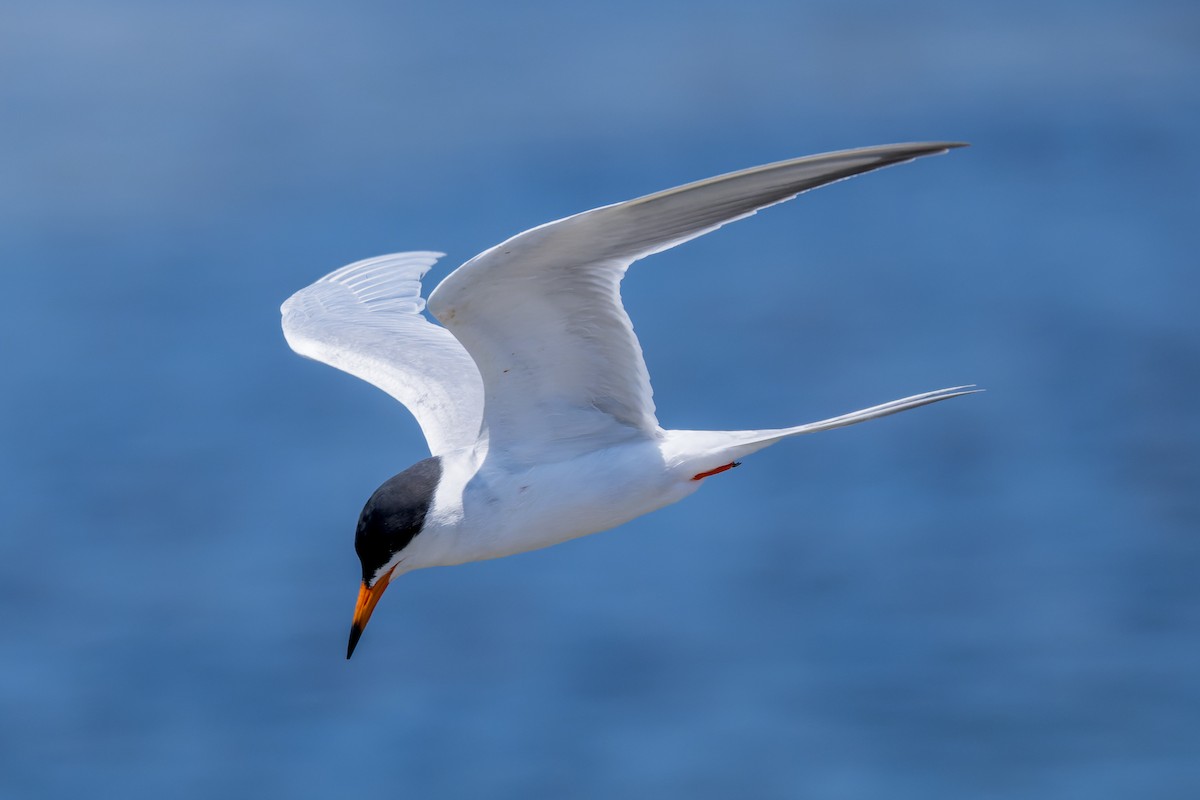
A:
[2,1,1198,797]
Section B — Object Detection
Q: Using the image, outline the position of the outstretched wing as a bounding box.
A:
[428,142,964,462]
[282,251,485,456]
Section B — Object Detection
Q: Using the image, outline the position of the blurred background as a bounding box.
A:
[2,1,1197,797]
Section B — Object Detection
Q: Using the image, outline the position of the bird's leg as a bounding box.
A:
[691,461,742,481]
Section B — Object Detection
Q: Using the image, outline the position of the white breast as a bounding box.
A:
[407,436,703,569]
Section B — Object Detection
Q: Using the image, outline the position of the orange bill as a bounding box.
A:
[346,567,395,659]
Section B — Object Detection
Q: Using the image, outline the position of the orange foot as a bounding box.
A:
[692,461,742,481]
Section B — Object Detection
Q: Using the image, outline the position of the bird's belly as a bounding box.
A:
[445,439,697,565]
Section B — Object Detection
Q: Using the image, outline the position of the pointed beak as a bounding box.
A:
[346,567,394,659]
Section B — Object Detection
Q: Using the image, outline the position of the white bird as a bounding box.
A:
[281,142,975,658]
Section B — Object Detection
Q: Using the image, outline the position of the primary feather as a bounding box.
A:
[281,142,976,659]
[281,251,484,456]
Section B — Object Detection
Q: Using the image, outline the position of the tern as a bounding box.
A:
[281,142,975,658]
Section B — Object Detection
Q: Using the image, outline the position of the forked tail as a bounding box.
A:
[668,385,980,478]
[759,385,978,440]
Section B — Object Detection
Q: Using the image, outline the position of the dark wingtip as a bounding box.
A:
[347,624,364,660]
[912,141,969,157]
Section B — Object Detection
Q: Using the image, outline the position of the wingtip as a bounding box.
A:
[892,141,969,157]
[913,141,970,156]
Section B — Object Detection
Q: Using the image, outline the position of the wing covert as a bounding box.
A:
[428,143,963,462]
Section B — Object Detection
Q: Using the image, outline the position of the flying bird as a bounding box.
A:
[281,142,975,658]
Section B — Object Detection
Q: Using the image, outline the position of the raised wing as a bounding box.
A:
[428,142,964,462]
[282,251,485,456]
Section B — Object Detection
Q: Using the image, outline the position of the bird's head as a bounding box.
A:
[347,456,442,659]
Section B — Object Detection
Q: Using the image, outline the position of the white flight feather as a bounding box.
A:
[283,143,969,472]
[427,142,965,462]
[281,251,484,456]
